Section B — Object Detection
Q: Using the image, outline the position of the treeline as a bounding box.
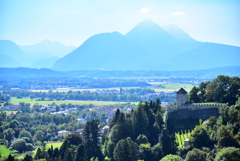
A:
[0,79,151,90]
[1,66,240,78]
[189,75,240,105]
[2,88,175,103]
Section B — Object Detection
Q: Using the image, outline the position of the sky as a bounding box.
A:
[0,0,240,47]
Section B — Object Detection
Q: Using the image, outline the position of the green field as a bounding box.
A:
[29,83,193,93]
[29,87,137,92]
[45,142,62,149]
[0,111,17,115]
[32,142,63,155]
[0,145,18,158]
[17,142,63,159]
[10,97,136,106]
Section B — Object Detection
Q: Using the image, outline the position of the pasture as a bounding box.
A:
[149,83,194,92]
[10,97,136,106]
[0,145,18,158]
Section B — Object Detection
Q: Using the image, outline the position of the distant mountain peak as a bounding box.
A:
[162,24,196,42]
[132,19,161,30]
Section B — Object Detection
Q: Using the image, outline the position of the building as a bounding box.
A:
[176,88,188,105]
[57,130,70,136]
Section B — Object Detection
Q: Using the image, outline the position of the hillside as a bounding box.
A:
[0,40,26,66]
[52,19,240,71]
[19,39,76,57]
[0,54,21,67]
[52,32,150,71]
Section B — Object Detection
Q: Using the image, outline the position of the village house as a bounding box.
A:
[57,130,70,136]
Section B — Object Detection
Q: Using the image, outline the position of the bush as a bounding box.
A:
[160,154,183,161]
[185,148,206,161]
[214,147,240,161]
[9,139,34,153]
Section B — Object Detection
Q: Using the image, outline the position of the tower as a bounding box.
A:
[177,88,188,105]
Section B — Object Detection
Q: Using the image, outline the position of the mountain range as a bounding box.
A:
[1,19,239,71]
[0,39,76,68]
[52,19,240,71]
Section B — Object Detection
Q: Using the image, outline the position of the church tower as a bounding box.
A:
[177,88,188,105]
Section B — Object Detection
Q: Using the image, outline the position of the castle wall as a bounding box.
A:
[167,104,221,120]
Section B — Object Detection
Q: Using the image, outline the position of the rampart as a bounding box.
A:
[167,104,222,120]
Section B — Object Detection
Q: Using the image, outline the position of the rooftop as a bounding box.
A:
[177,88,187,94]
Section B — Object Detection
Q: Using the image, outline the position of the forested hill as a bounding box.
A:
[0,66,240,78]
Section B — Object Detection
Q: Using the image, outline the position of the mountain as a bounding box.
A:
[0,40,26,66]
[169,42,240,70]
[52,19,240,71]
[162,24,196,43]
[30,56,60,68]
[0,54,21,67]
[125,19,180,56]
[19,39,76,57]
[53,32,152,71]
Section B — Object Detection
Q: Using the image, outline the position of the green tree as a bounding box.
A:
[160,154,183,161]
[60,140,69,159]
[35,148,44,160]
[23,154,33,161]
[161,129,177,156]
[133,103,149,138]
[64,149,73,161]
[65,132,83,146]
[113,138,139,161]
[74,144,87,161]
[136,134,149,145]
[189,125,212,149]
[216,125,239,148]
[106,141,115,159]
[3,128,15,144]
[198,81,210,102]
[9,139,29,153]
[205,75,240,105]
[109,109,120,129]
[6,155,15,161]
[151,143,162,161]
[35,130,44,142]
[214,147,240,161]
[19,130,33,142]
[189,86,200,103]
[185,148,206,161]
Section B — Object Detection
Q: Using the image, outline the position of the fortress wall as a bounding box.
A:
[167,105,221,120]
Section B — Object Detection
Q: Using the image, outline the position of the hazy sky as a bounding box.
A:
[1,0,239,47]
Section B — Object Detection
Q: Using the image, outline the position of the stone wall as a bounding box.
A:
[167,104,221,120]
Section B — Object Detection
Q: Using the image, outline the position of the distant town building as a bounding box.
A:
[58,130,70,136]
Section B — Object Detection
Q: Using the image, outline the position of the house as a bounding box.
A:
[77,118,87,123]
[58,130,70,136]
[5,105,21,111]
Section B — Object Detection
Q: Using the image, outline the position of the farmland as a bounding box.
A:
[0,145,18,158]
[9,97,136,106]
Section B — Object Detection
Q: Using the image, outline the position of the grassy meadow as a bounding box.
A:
[0,145,18,158]
[9,97,137,106]
[149,83,194,92]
